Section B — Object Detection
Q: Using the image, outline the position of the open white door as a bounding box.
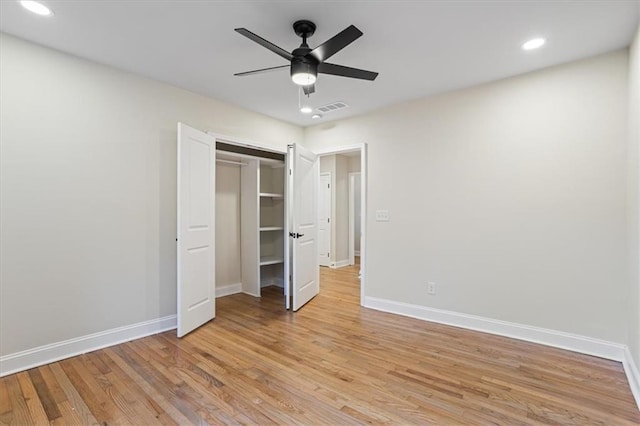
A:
[177,123,216,337]
[288,143,320,311]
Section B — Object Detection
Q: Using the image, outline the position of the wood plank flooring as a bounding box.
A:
[1,263,638,425]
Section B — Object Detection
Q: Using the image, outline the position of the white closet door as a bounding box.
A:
[289,143,320,311]
[177,123,216,337]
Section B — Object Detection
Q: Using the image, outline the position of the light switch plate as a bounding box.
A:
[375,210,390,222]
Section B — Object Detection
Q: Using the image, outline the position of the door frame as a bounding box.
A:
[348,172,361,266]
[314,143,367,306]
[207,132,288,156]
[318,172,332,267]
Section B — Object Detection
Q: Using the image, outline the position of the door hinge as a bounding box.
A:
[328,183,330,188]
[328,218,330,223]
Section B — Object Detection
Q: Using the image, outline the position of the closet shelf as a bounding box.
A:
[259,192,284,199]
[260,256,284,266]
[259,226,284,232]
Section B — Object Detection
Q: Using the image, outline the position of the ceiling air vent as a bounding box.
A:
[317,101,349,114]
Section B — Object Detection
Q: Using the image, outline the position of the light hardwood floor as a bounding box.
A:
[1,263,638,425]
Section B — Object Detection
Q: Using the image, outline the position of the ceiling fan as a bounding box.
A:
[234,20,378,95]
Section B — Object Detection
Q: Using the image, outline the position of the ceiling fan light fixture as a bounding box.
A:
[292,72,317,86]
[291,59,317,86]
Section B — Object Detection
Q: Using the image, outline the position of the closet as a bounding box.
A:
[215,143,286,299]
[177,123,320,336]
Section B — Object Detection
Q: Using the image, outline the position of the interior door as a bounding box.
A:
[177,123,216,337]
[288,143,320,311]
[318,173,331,267]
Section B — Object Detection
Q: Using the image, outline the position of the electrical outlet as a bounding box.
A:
[427,282,437,295]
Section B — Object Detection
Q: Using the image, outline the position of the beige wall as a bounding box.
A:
[349,158,362,254]
[628,24,640,366]
[306,50,630,343]
[0,34,302,356]
[335,155,349,263]
[215,164,242,288]
[348,155,361,173]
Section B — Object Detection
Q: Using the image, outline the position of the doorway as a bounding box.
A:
[315,143,367,306]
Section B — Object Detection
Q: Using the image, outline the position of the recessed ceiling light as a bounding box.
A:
[311,114,322,119]
[300,106,313,114]
[19,0,53,16]
[522,38,545,51]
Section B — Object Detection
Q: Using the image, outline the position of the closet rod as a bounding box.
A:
[216,159,248,167]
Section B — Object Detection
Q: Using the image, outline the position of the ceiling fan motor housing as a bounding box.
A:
[290,46,318,85]
[290,21,318,85]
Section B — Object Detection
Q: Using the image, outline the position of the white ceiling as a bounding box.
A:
[1,1,638,127]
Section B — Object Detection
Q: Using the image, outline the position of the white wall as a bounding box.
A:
[348,156,362,254]
[352,173,362,254]
[628,24,640,367]
[215,164,241,288]
[0,34,302,357]
[306,50,630,343]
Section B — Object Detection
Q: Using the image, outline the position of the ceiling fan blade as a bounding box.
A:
[303,84,315,96]
[234,65,289,77]
[318,62,378,81]
[235,28,293,61]
[309,25,363,63]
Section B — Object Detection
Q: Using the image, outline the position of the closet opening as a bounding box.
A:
[215,142,287,306]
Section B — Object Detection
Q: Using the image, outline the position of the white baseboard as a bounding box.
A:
[355,251,361,256]
[261,277,284,288]
[0,315,177,377]
[364,297,626,361]
[330,259,351,269]
[623,346,640,410]
[216,283,242,298]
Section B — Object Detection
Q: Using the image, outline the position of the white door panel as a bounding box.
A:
[177,123,216,337]
[289,144,319,311]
